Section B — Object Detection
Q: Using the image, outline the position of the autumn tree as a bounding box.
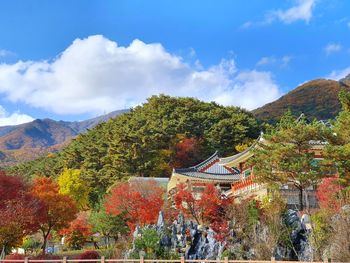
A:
[60,212,91,250]
[249,111,328,210]
[316,177,344,212]
[174,183,231,237]
[58,168,90,210]
[0,172,43,254]
[105,179,164,230]
[31,177,77,254]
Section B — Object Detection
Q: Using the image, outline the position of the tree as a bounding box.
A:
[249,111,328,210]
[31,177,77,254]
[0,172,43,254]
[105,179,164,230]
[173,183,231,236]
[89,206,129,247]
[9,95,260,206]
[324,90,350,187]
[60,212,92,250]
[316,177,344,212]
[58,168,90,210]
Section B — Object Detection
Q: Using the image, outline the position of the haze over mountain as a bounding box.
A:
[253,75,350,123]
[0,110,127,165]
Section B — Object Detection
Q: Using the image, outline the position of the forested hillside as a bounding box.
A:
[7,95,260,203]
[253,77,350,123]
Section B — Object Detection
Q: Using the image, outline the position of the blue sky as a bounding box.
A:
[0,0,349,124]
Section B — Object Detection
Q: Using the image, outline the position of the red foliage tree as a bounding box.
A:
[31,177,77,254]
[0,172,44,252]
[105,179,164,230]
[174,183,231,240]
[316,176,344,212]
[172,136,202,168]
[60,212,92,250]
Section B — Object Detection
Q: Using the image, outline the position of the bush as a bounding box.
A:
[5,254,25,262]
[76,250,100,263]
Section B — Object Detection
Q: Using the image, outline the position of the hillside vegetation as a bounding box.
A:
[253,78,350,123]
[8,95,260,203]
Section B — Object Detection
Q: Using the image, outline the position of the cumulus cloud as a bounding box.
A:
[0,106,34,126]
[327,67,350,80]
[0,35,281,114]
[324,43,342,55]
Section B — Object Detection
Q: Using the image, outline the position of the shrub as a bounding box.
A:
[4,254,25,262]
[76,250,100,263]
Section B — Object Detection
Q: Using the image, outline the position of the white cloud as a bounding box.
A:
[324,43,342,55]
[256,55,292,67]
[327,67,350,80]
[0,106,34,126]
[271,0,315,24]
[0,35,281,114]
[240,0,315,29]
[0,49,14,57]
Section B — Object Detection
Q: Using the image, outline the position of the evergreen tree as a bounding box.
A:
[249,110,328,210]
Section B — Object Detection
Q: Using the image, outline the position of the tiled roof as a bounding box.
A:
[174,151,240,181]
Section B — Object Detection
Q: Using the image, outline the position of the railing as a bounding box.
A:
[0,257,332,263]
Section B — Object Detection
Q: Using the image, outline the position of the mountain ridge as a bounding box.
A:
[253,77,350,122]
[0,109,128,165]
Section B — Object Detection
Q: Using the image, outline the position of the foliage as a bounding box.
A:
[310,210,332,260]
[131,228,170,259]
[58,169,90,210]
[324,90,350,187]
[316,177,344,212]
[174,183,231,240]
[22,236,42,254]
[9,95,260,205]
[31,177,77,254]
[60,212,92,250]
[89,205,129,247]
[249,110,329,210]
[0,172,43,253]
[105,179,164,230]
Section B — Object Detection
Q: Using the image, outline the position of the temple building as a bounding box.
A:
[167,132,327,209]
[219,135,326,209]
[167,151,240,198]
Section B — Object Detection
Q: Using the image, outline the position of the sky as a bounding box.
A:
[0,0,349,124]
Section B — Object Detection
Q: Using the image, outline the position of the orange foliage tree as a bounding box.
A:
[105,179,164,230]
[31,177,77,254]
[174,183,231,240]
[59,212,92,250]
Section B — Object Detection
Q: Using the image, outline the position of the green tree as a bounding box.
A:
[324,90,350,187]
[58,169,90,210]
[89,206,128,247]
[249,110,328,210]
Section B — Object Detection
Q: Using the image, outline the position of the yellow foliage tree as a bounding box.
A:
[58,169,90,210]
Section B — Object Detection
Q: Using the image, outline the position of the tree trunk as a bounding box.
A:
[41,230,50,255]
[298,186,304,211]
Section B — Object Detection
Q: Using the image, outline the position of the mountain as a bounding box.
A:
[0,110,127,165]
[253,77,350,123]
